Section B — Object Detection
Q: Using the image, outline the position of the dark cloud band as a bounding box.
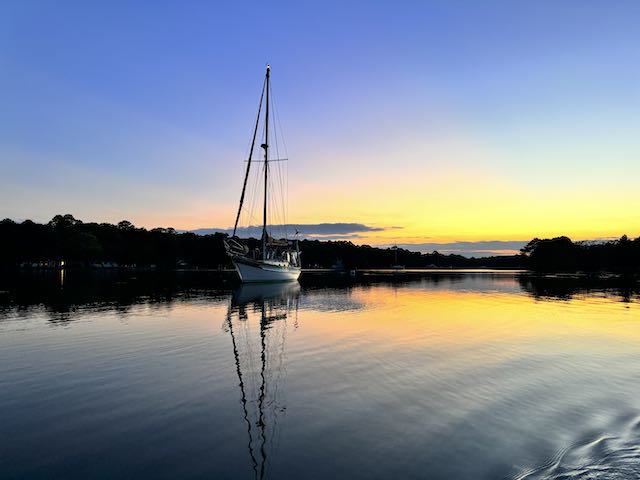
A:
[189,223,387,237]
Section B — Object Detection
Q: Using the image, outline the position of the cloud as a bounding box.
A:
[393,240,528,258]
[188,223,389,238]
[303,233,367,241]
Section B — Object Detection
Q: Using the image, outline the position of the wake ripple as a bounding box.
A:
[513,416,640,480]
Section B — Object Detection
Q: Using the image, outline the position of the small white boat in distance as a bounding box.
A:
[391,245,405,270]
[224,65,301,283]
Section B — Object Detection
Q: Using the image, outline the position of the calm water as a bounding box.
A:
[2,271,640,479]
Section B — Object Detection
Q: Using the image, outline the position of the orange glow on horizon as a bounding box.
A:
[128,171,640,247]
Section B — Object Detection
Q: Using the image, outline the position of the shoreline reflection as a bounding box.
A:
[518,274,640,303]
[0,271,638,324]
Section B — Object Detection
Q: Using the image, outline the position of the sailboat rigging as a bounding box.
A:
[225,65,302,282]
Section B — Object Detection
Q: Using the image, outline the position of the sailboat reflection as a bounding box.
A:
[224,282,301,479]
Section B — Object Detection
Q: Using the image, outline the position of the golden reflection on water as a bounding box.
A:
[297,283,640,351]
[216,277,640,480]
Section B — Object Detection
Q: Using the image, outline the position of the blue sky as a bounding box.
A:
[1,1,639,255]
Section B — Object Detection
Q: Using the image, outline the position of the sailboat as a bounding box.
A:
[391,244,405,270]
[224,65,302,283]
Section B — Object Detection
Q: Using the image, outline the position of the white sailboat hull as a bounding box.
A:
[233,257,301,283]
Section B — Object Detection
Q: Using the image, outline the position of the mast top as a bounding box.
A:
[266,64,270,75]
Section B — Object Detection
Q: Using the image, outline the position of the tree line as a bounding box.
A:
[0,214,525,269]
[520,235,640,272]
[0,215,228,269]
[2,215,638,271]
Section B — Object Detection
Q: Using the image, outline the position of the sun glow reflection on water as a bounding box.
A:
[0,272,639,479]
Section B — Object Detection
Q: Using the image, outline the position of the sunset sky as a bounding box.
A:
[1,1,639,255]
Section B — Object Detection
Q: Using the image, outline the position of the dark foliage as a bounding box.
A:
[521,235,640,272]
[298,239,523,269]
[0,215,229,269]
[0,215,525,269]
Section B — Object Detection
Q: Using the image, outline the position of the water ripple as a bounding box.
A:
[513,416,640,480]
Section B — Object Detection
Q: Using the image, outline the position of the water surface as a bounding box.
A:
[1,271,640,479]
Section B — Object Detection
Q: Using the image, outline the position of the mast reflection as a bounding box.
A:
[224,282,300,479]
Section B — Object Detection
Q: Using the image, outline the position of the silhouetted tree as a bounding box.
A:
[49,214,82,228]
[117,220,135,231]
[521,235,640,272]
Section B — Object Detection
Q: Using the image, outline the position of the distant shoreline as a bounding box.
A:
[2,216,639,273]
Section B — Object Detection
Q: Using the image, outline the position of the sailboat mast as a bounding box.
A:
[262,64,270,260]
[233,79,266,237]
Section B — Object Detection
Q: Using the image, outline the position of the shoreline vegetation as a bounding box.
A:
[1,215,639,273]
